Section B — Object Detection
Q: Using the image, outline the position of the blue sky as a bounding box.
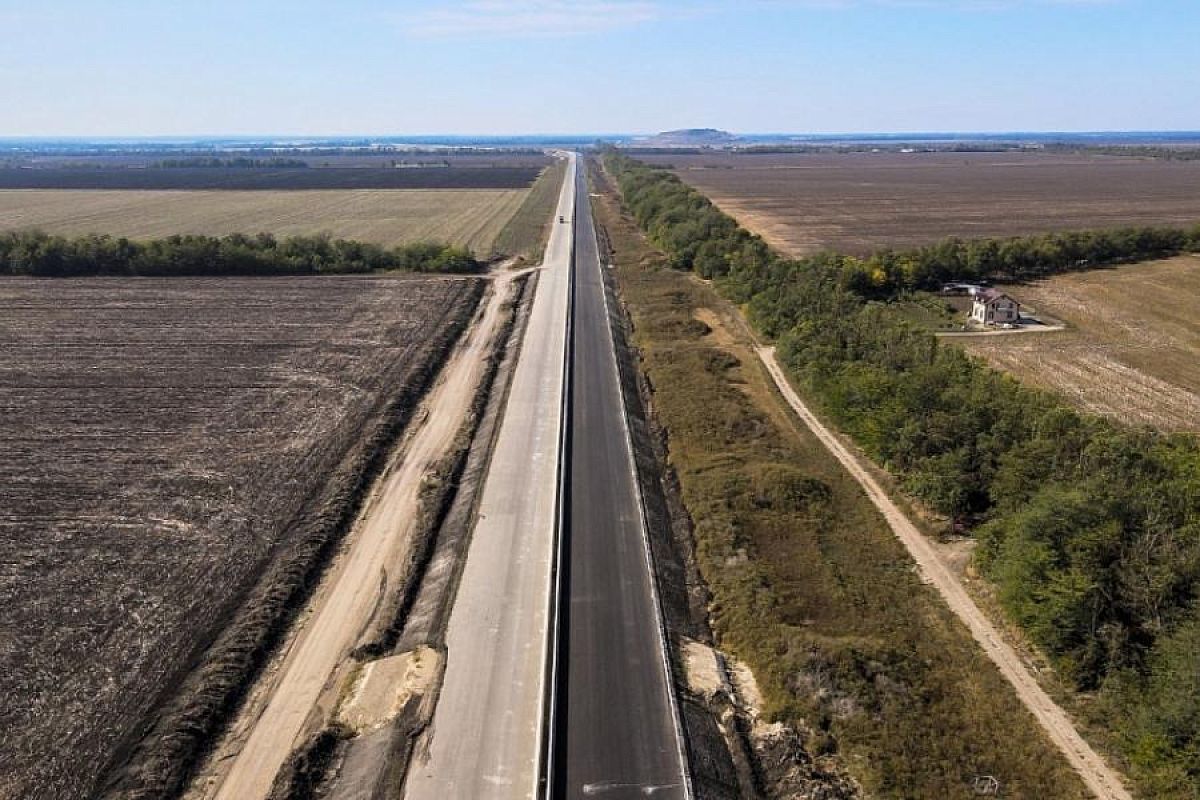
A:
[1,0,1197,136]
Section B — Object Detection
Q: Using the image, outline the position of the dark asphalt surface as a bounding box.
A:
[557,166,687,798]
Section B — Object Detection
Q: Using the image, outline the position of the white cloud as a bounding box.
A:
[399,0,663,38]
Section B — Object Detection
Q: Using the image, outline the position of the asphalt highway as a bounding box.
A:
[402,155,688,799]
[556,166,689,799]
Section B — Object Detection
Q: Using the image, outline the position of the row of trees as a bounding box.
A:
[1047,143,1200,161]
[846,225,1200,298]
[606,151,1200,798]
[152,157,309,168]
[613,154,1200,298]
[0,231,480,276]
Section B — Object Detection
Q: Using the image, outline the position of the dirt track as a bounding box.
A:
[197,269,521,800]
[755,345,1133,800]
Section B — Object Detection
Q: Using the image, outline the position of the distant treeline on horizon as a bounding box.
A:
[4,130,1200,155]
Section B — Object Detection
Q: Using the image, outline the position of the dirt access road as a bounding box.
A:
[756,345,1133,800]
[200,266,528,800]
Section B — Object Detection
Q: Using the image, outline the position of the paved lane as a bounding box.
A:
[403,153,576,800]
[557,164,689,799]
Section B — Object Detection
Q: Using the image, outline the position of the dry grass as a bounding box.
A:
[645,151,1200,256]
[957,255,1200,432]
[0,189,530,254]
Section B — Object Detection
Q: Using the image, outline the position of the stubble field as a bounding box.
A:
[956,255,1200,432]
[644,151,1200,256]
[0,188,532,254]
[0,275,481,800]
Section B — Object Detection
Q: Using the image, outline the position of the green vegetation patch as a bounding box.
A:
[886,292,966,331]
[593,168,1088,799]
[605,152,1200,799]
[0,230,480,276]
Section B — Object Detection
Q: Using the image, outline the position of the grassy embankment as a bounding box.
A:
[490,158,567,261]
[591,164,1089,799]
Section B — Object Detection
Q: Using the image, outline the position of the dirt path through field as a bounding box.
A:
[201,270,520,800]
[755,344,1133,800]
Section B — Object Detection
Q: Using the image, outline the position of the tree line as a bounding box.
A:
[152,157,309,169]
[605,150,1200,798]
[0,231,480,276]
[844,224,1200,298]
[1047,143,1200,161]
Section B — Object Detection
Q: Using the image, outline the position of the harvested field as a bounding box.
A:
[0,275,481,800]
[0,189,530,253]
[0,166,541,190]
[956,255,1200,432]
[490,158,567,260]
[644,151,1200,256]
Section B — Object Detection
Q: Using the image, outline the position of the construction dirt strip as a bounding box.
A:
[756,345,1133,800]
[195,244,535,800]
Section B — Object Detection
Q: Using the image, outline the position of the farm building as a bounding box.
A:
[971,289,1021,326]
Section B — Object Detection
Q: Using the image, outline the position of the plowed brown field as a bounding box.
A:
[646,151,1200,255]
[0,275,480,800]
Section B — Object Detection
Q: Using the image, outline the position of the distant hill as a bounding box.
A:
[635,128,740,147]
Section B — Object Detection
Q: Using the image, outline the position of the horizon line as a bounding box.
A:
[4,129,1200,143]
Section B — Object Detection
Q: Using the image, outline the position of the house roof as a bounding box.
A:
[974,288,1016,305]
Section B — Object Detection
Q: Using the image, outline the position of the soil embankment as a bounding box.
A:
[187,270,520,800]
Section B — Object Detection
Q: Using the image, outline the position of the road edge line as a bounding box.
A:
[588,162,695,800]
[536,152,576,800]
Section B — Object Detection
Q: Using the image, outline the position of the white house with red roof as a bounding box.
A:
[970,288,1021,326]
